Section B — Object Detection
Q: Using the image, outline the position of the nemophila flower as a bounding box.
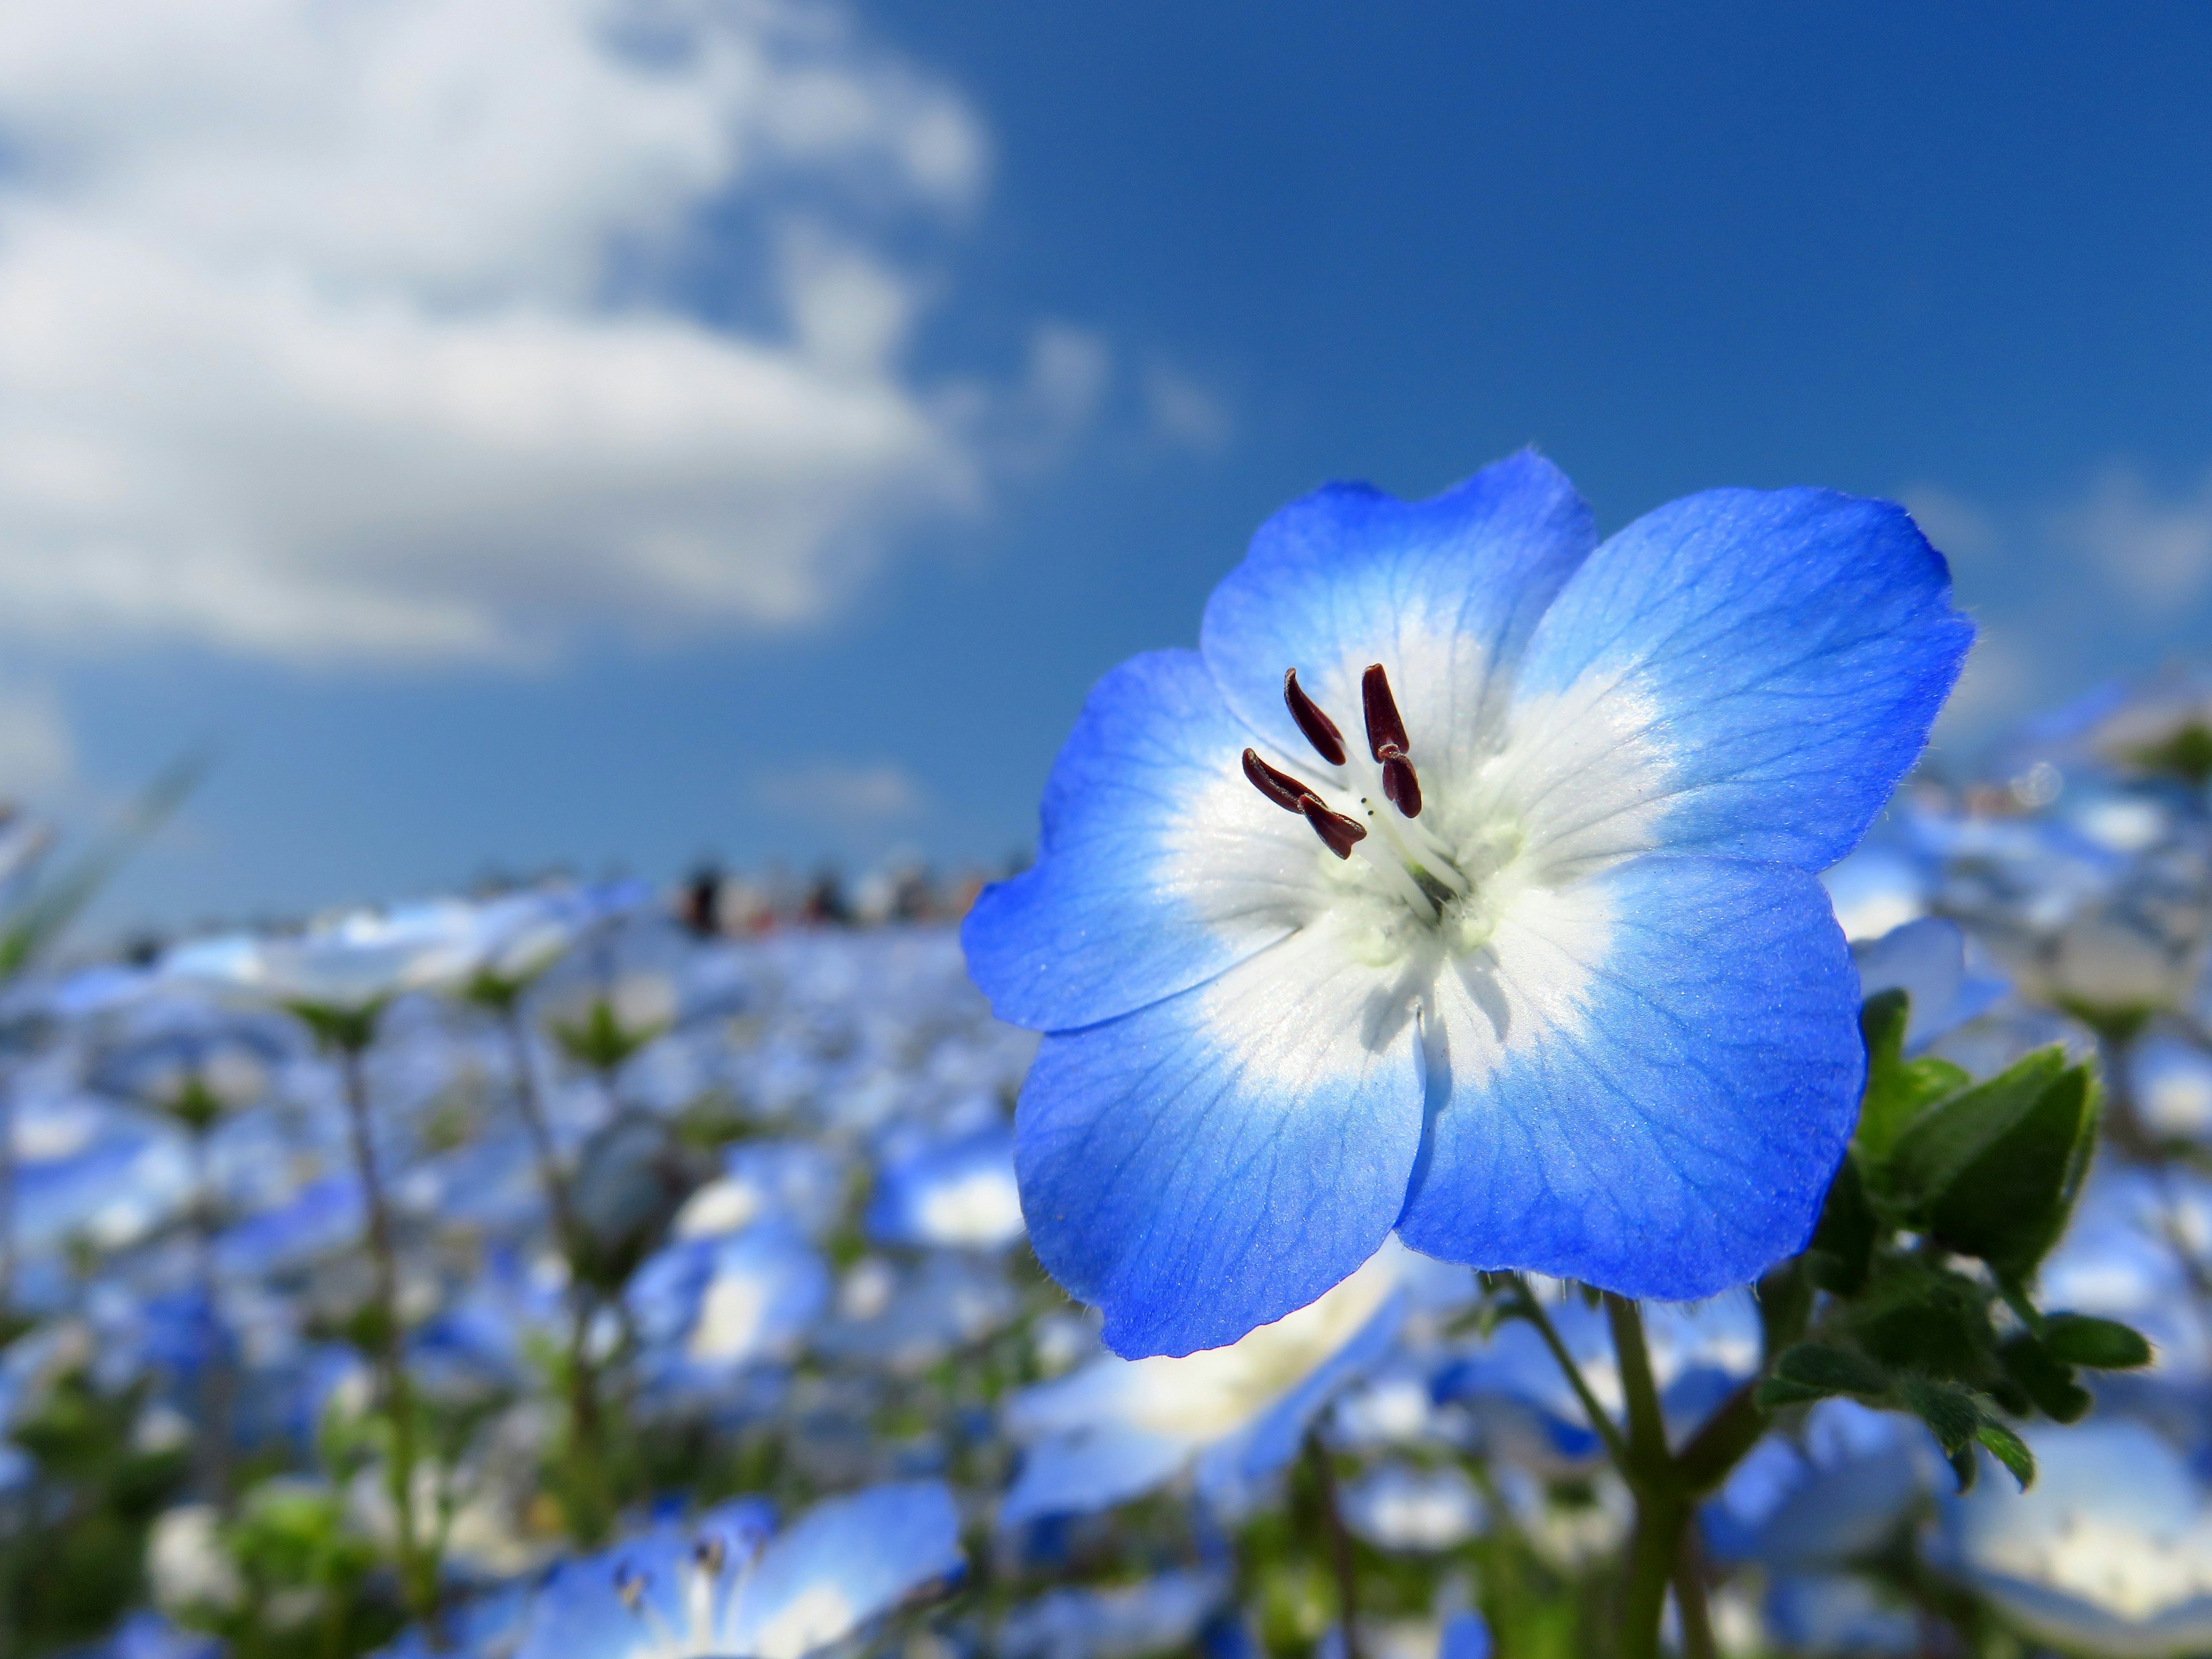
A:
[165,902,488,1016]
[626,1219,831,1395]
[1435,1290,1759,1476]
[965,452,1971,1354]
[1340,1461,1485,1551]
[510,1483,963,1659]
[997,1570,1228,1659]
[1932,1419,2212,1657]
[1851,917,2006,1054]
[1704,1399,1934,1574]
[866,1123,1025,1250]
[999,1239,1409,1526]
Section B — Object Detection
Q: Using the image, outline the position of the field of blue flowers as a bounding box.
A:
[7,464,2212,1659]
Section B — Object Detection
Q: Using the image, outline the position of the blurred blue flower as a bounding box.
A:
[1435,1289,1760,1476]
[1933,1419,2212,1656]
[1000,1241,1409,1525]
[866,1123,1024,1250]
[1705,1399,1934,1572]
[1851,916,2007,1052]
[510,1482,962,1659]
[965,453,1971,1353]
[998,1569,1228,1659]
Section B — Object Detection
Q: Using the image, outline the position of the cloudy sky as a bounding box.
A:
[7,0,2212,927]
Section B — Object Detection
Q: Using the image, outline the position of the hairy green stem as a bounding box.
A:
[1604,1293,1680,1659]
[1505,1276,1634,1471]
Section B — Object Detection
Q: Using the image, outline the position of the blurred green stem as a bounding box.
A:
[1303,1431,1362,1659]
[497,1002,613,1541]
[336,1041,434,1622]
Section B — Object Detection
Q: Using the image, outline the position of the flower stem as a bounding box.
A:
[1503,1275,1633,1472]
[498,1004,612,1540]
[1604,1292,1685,1659]
[1672,1522,1718,1659]
[337,1041,434,1621]
[1304,1431,1362,1659]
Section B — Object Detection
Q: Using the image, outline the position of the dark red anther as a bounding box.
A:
[1380,747,1423,818]
[1362,664,1410,761]
[1243,748,1318,814]
[1283,669,1348,766]
[1300,796,1369,859]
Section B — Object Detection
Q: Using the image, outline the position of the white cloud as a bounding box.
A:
[0,0,1027,666]
[2054,466,2212,611]
[1142,360,1233,453]
[755,759,923,824]
[0,683,78,800]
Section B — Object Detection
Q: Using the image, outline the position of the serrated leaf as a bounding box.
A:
[1769,1343,1891,1399]
[1999,1335,2092,1423]
[1976,1416,2036,1490]
[1856,990,1974,1166]
[2043,1312,2153,1370]
[1923,1063,2099,1280]
[1898,1377,1980,1455]
[1848,1261,1997,1381]
[1946,1444,1979,1494]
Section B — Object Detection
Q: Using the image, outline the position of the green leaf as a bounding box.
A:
[1756,1342,1891,1410]
[1806,1153,1877,1296]
[1923,1062,2099,1279]
[1946,1444,1979,1493]
[2043,1312,2154,1370]
[1897,1377,1980,1455]
[1856,991,1977,1168]
[1975,1416,2036,1490]
[1885,1047,2069,1210]
[1999,1335,2092,1423]
[1847,1260,1997,1381]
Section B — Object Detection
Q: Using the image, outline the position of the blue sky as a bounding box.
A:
[10,1,2212,930]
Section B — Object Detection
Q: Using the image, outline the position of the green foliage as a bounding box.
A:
[190,1478,399,1659]
[2128,720,2212,786]
[1747,989,2148,1495]
[0,1369,189,1652]
[548,996,666,1076]
[284,1001,382,1056]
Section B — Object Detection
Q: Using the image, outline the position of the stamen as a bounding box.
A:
[1243,748,1317,813]
[1378,745,1423,818]
[1283,669,1348,766]
[1361,664,1410,760]
[695,1536,728,1577]
[1300,796,1369,859]
[616,1567,647,1613]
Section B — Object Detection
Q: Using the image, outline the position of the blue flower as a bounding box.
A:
[510,1482,963,1659]
[1931,1419,2212,1655]
[866,1123,1025,1250]
[1000,1240,1408,1526]
[965,453,1969,1354]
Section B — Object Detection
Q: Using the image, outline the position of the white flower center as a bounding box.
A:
[1245,662,1528,963]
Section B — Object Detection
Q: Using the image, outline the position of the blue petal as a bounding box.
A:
[1440,1611,1494,1659]
[1192,1281,1404,1510]
[963,649,1323,1032]
[722,1482,965,1659]
[1397,857,1862,1300]
[999,1426,1195,1527]
[1017,928,1427,1356]
[1509,488,1972,869]
[1200,452,1595,781]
